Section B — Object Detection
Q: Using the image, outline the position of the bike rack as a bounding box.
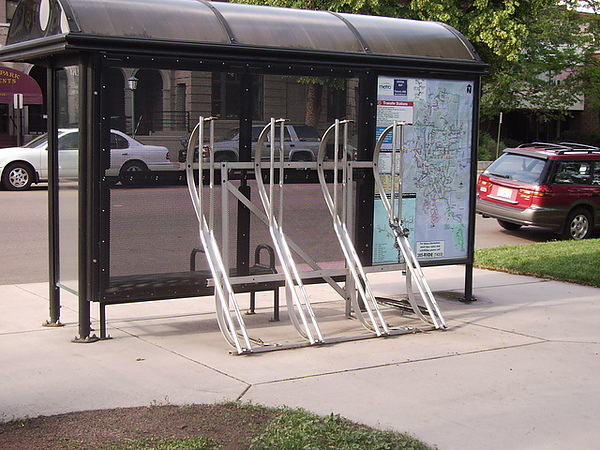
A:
[253,118,324,345]
[317,119,389,336]
[185,117,446,353]
[372,121,446,329]
[186,117,254,354]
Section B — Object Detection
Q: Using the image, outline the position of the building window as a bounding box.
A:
[211,72,262,120]
[175,83,187,130]
[6,0,19,22]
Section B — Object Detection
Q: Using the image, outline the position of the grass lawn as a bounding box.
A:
[474,238,600,287]
[0,403,433,450]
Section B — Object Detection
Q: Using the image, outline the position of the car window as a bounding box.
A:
[25,134,49,148]
[262,128,291,141]
[221,128,241,141]
[593,163,600,186]
[58,132,79,150]
[485,153,546,184]
[552,161,592,185]
[294,125,320,141]
[247,126,290,142]
[277,128,292,142]
[110,133,129,149]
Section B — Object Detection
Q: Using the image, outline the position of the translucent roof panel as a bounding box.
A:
[214,3,364,53]
[340,13,473,60]
[69,0,231,44]
[5,0,480,62]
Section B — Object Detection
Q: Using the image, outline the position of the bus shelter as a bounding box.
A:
[0,0,487,352]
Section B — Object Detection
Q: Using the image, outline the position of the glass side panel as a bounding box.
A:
[102,64,358,300]
[57,65,80,294]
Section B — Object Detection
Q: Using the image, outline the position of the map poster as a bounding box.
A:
[373,193,416,264]
[372,76,474,265]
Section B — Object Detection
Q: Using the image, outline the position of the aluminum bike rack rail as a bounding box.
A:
[372,121,447,329]
[253,118,324,345]
[316,119,389,336]
[185,116,254,354]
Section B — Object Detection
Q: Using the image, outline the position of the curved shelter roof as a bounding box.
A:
[2,0,485,72]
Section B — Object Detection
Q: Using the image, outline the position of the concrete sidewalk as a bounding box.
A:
[1,266,599,449]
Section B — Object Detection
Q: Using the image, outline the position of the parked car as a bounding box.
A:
[179,124,355,164]
[476,142,600,240]
[0,129,172,190]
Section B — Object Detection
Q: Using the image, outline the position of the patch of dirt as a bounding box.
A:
[0,404,276,449]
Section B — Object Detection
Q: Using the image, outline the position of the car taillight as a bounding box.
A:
[202,145,210,158]
[166,151,171,161]
[518,185,553,199]
[477,175,491,193]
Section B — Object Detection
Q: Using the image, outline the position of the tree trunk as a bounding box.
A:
[305,83,323,128]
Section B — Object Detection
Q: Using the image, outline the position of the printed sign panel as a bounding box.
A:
[373,76,474,264]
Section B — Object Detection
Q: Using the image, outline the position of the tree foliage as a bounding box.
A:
[235,0,600,123]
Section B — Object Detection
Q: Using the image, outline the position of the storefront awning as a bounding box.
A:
[0,66,43,105]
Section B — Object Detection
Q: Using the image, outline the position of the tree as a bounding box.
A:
[235,0,408,126]
[478,3,600,122]
[235,0,600,127]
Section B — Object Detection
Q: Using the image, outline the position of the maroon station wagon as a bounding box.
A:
[476,142,600,240]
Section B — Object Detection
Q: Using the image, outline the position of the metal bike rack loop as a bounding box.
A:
[186,116,254,354]
[317,119,389,336]
[254,118,324,345]
[373,121,447,329]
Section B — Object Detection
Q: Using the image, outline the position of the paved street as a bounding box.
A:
[0,183,591,285]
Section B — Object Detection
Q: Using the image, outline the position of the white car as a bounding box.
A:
[0,129,173,190]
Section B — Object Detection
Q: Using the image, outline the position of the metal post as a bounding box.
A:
[355,70,377,266]
[74,55,95,342]
[45,64,62,328]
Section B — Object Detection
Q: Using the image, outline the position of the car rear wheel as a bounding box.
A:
[497,219,522,231]
[119,161,149,185]
[562,208,592,240]
[2,162,34,191]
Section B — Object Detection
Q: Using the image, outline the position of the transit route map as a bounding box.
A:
[372,76,475,264]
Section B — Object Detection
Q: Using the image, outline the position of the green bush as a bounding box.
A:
[478,131,502,161]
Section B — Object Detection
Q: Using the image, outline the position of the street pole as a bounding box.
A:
[495,112,503,159]
[13,93,23,146]
[127,76,138,137]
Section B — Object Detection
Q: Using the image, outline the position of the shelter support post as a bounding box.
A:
[45,63,63,328]
[461,263,475,302]
[73,54,99,343]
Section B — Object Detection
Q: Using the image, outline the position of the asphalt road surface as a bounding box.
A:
[0,183,587,285]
